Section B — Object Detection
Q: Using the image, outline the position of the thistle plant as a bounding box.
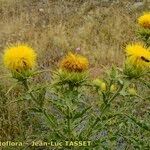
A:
[1,13,150,149]
[50,53,91,142]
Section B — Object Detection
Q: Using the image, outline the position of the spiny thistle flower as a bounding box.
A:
[128,87,137,96]
[100,82,106,91]
[125,43,150,70]
[60,52,89,72]
[93,79,103,87]
[3,44,37,72]
[128,84,137,95]
[138,12,150,29]
[124,43,150,78]
[110,84,117,92]
[93,79,106,91]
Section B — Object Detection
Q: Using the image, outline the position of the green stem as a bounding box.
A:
[43,109,55,126]
[22,79,32,106]
[67,106,71,140]
[22,79,40,105]
[22,79,29,91]
[69,84,74,91]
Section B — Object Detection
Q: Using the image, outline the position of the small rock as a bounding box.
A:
[132,2,144,9]
[39,8,44,12]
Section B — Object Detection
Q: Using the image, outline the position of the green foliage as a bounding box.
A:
[137,28,150,47]
[1,64,149,149]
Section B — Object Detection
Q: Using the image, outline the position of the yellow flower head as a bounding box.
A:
[60,52,89,72]
[138,12,150,28]
[93,79,103,87]
[125,43,150,70]
[3,44,37,72]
